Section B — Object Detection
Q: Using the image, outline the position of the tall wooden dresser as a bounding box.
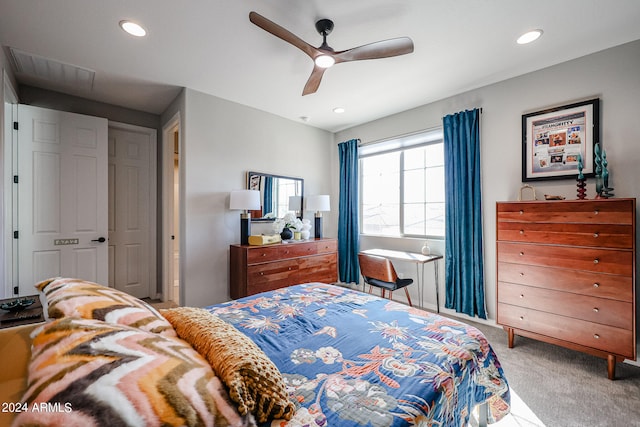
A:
[230,238,338,299]
[496,199,636,379]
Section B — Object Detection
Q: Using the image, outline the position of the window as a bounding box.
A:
[360,129,444,238]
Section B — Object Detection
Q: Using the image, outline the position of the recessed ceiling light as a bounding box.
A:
[119,20,147,37]
[517,29,543,45]
[333,107,345,114]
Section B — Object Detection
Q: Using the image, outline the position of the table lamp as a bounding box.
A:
[306,195,330,238]
[230,190,261,245]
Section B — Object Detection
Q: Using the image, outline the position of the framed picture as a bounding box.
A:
[522,98,599,182]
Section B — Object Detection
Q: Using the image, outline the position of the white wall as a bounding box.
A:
[177,88,334,307]
[334,40,640,325]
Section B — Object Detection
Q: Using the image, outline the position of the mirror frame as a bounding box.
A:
[246,171,304,222]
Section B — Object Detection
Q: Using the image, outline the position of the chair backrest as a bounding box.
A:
[358,253,398,283]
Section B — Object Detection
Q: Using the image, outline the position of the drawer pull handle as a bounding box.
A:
[593,232,599,238]
[519,294,524,299]
[288,267,292,271]
[260,272,264,276]
[594,334,600,339]
[593,283,600,288]
[519,272,524,277]
[519,230,524,235]
[519,316,524,321]
[593,258,599,264]
[594,209,599,215]
[519,252,524,256]
[262,253,266,257]
[593,307,599,313]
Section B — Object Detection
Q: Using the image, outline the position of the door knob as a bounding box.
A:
[91,237,106,243]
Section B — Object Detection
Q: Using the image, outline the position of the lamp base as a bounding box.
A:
[240,213,251,245]
[314,214,322,239]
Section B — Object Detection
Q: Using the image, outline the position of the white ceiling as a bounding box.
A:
[1,0,640,132]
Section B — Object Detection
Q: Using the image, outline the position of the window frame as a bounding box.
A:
[359,128,445,240]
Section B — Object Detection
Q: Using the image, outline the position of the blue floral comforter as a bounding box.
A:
[206,283,510,427]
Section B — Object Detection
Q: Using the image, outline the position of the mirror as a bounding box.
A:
[246,171,304,221]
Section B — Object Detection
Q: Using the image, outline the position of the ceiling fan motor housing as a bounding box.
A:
[315,19,334,36]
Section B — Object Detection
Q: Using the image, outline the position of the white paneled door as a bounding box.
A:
[108,126,155,299]
[17,105,108,293]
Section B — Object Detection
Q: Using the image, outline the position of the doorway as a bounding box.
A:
[2,104,158,298]
[162,114,181,305]
[108,122,157,299]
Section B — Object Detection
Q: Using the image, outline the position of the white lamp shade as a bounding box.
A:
[307,195,330,212]
[230,190,261,210]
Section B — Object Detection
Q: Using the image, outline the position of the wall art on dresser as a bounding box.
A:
[522,98,599,182]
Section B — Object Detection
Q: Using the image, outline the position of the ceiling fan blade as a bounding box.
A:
[302,66,326,96]
[333,37,414,63]
[249,11,318,59]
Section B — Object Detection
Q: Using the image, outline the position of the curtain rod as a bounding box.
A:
[341,108,483,148]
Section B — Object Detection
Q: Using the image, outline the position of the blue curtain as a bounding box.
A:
[263,176,273,216]
[338,139,360,283]
[443,109,486,319]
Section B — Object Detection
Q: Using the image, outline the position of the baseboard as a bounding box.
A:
[624,344,640,367]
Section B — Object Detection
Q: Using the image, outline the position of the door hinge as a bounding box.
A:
[13,121,18,130]
[13,230,19,239]
[13,286,19,295]
[13,175,18,184]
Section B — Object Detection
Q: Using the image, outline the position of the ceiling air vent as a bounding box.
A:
[10,47,95,90]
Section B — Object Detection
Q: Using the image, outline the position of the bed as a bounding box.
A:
[205,283,510,427]
[7,279,509,427]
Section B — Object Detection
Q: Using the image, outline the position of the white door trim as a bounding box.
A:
[161,112,181,303]
[2,70,18,298]
[108,121,158,299]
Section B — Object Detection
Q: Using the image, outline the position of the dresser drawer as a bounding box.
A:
[497,242,633,275]
[279,242,318,259]
[497,262,633,302]
[317,239,338,254]
[498,303,634,358]
[498,282,633,329]
[497,222,632,249]
[296,253,337,284]
[497,199,634,224]
[246,245,283,264]
[247,259,298,291]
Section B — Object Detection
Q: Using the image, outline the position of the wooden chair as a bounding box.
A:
[358,253,413,306]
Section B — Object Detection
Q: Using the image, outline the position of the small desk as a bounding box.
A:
[361,249,443,312]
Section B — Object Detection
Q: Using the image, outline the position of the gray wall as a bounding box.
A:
[334,39,640,337]
[173,88,334,307]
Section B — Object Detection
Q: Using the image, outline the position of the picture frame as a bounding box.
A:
[522,98,599,182]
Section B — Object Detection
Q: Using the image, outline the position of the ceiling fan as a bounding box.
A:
[249,11,414,96]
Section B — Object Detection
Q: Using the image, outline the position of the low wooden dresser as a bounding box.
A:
[230,238,338,299]
[496,199,636,379]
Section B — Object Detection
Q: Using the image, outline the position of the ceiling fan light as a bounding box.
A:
[315,55,335,68]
